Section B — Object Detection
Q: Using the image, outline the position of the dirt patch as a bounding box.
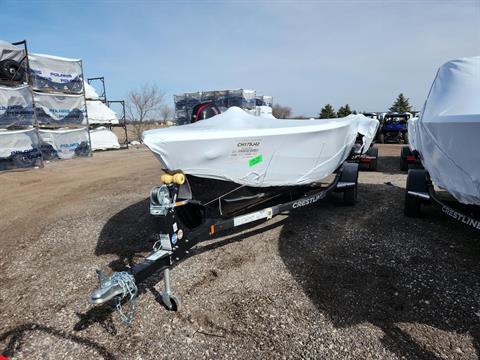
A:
[1,145,479,359]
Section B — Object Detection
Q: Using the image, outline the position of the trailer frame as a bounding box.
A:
[89,162,360,323]
[404,169,480,232]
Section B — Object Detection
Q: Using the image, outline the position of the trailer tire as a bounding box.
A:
[404,169,427,217]
[404,132,409,144]
[366,147,378,171]
[400,146,411,171]
[340,163,358,205]
[164,294,181,311]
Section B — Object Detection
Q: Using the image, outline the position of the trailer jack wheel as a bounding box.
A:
[161,268,181,311]
[162,293,181,311]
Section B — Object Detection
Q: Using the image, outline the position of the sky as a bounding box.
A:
[1,0,479,116]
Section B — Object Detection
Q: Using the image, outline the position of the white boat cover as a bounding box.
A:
[85,100,119,125]
[84,81,99,100]
[0,85,34,127]
[415,56,480,205]
[407,117,418,151]
[39,128,90,159]
[90,127,120,151]
[82,81,119,125]
[143,107,379,187]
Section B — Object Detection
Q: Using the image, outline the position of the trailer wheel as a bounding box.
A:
[403,132,409,144]
[400,146,411,171]
[340,163,359,205]
[366,147,378,171]
[404,169,427,217]
[163,294,181,312]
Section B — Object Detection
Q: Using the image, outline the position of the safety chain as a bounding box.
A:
[111,272,138,324]
[151,232,163,252]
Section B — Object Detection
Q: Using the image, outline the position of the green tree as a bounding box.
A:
[337,104,352,118]
[389,93,412,113]
[319,104,337,119]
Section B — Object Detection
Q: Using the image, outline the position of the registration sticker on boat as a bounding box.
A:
[248,154,263,167]
[231,138,262,161]
[233,208,273,227]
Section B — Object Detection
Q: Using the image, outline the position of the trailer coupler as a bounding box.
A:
[89,269,138,324]
[89,248,181,324]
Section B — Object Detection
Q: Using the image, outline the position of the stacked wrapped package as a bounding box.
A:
[0,128,42,170]
[29,53,87,126]
[0,39,92,170]
[0,41,42,170]
[0,85,35,127]
[29,54,84,94]
[174,89,257,125]
[28,53,91,159]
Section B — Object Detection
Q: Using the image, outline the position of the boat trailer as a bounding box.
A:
[405,169,480,232]
[89,163,359,324]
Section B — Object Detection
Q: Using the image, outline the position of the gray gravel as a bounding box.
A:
[1,145,479,359]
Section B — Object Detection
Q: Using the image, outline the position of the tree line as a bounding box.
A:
[318,93,413,119]
[125,84,415,143]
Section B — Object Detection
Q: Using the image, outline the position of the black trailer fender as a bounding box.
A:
[337,162,359,205]
[404,169,429,217]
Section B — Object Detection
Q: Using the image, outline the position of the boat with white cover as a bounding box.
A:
[408,56,480,206]
[404,56,480,232]
[143,106,378,216]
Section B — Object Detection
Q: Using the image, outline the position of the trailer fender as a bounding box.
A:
[338,163,358,205]
[404,169,429,217]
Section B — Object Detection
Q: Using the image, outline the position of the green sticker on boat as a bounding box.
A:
[249,154,263,167]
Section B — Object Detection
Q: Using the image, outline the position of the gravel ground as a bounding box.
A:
[1,145,479,359]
